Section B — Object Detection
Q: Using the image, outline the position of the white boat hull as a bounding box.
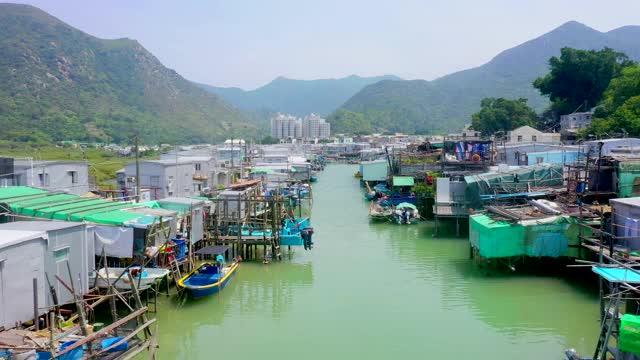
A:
[89,267,170,290]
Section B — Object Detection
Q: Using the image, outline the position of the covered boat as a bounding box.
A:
[90,267,170,291]
[393,202,420,224]
[178,246,239,299]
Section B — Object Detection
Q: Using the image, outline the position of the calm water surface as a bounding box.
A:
[154,164,600,359]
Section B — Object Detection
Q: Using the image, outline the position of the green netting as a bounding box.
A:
[470,215,525,258]
[465,165,564,209]
[84,210,147,226]
[469,214,570,258]
[620,314,640,354]
[0,186,48,200]
[618,162,640,198]
[251,168,274,174]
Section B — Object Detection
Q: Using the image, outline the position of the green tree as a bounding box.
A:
[259,135,279,144]
[601,65,640,112]
[588,96,640,136]
[470,98,538,135]
[533,47,634,127]
[582,64,640,137]
[327,109,374,135]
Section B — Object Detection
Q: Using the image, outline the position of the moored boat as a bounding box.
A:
[393,202,420,224]
[90,267,170,291]
[369,201,392,221]
[177,261,239,299]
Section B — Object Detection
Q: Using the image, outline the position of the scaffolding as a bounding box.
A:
[202,180,313,262]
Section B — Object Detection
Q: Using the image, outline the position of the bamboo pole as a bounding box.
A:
[93,318,156,356]
[127,271,152,338]
[52,307,148,359]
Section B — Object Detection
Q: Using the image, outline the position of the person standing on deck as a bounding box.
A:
[216,253,225,269]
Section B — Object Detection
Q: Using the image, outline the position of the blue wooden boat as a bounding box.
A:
[280,218,314,250]
[177,261,239,299]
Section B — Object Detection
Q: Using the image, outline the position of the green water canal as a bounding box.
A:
[153,164,600,359]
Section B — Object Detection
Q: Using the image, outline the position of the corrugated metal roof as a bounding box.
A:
[0,229,46,250]
[0,221,83,232]
[611,197,640,208]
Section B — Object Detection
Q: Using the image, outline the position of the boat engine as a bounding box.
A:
[301,227,314,250]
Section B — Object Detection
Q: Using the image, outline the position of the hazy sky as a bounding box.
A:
[14,0,640,89]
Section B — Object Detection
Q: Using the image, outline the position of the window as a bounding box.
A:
[536,157,544,164]
[68,171,78,184]
[38,173,49,187]
[517,135,522,142]
[195,163,202,171]
[193,183,202,192]
[54,247,69,262]
[150,176,160,187]
[532,135,537,142]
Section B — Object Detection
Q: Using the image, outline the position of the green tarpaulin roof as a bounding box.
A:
[84,210,147,226]
[0,186,48,200]
[393,176,415,187]
[251,168,274,174]
[189,196,210,201]
[1,186,159,226]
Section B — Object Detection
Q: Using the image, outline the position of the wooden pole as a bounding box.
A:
[33,277,39,331]
[49,311,56,354]
[127,271,153,338]
[101,249,119,323]
[135,135,141,203]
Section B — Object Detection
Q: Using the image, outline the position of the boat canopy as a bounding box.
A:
[396,202,417,210]
[195,245,230,256]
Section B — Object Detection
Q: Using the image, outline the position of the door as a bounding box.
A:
[54,247,72,305]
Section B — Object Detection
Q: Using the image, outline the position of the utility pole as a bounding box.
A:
[134,135,140,203]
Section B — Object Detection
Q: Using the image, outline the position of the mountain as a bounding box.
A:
[196,74,401,116]
[329,21,640,134]
[0,3,254,144]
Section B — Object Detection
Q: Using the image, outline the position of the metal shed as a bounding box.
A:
[610,197,640,251]
[157,197,206,244]
[360,160,388,182]
[0,229,47,329]
[0,221,92,313]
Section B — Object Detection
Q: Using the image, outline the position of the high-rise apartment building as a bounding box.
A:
[302,113,331,139]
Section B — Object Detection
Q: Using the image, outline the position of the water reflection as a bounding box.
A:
[367,205,599,354]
